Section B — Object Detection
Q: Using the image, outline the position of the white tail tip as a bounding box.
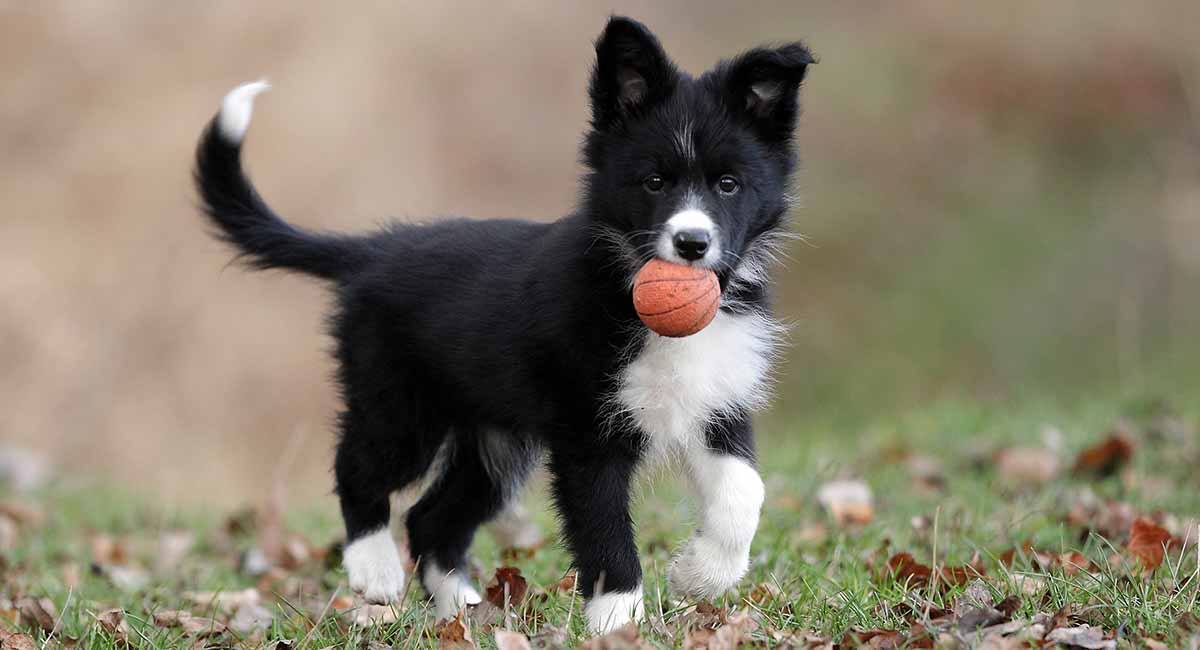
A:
[218,79,270,143]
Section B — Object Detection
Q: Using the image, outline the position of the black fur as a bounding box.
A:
[195,16,812,606]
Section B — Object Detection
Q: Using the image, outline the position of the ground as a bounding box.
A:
[2,394,1198,648]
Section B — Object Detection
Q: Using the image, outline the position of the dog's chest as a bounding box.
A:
[615,311,775,456]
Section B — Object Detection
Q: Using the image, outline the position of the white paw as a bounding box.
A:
[585,587,645,635]
[423,562,483,621]
[343,528,407,605]
[668,536,749,599]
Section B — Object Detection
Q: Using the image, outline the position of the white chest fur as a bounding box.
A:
[615,311,778,458]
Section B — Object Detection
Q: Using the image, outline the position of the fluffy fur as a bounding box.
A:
[194,16,813,634]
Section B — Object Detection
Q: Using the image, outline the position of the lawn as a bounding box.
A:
[2,394,1198,648]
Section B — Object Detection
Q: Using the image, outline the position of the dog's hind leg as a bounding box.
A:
[407,429,538,620]
[336,401,445,605]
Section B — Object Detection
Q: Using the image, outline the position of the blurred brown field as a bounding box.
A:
[2,2,1197,504]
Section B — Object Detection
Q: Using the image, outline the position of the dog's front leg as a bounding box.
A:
[669,412,764,599]
[550,443,644,634]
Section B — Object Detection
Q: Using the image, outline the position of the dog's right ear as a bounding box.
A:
[589,17,679,131]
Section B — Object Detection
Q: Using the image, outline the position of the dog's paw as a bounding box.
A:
[343,529,407,605]
[668,536,749,599]
[423,562,483,621]
[585,587,645,634]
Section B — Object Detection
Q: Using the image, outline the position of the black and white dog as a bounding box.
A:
[195,16,812,634]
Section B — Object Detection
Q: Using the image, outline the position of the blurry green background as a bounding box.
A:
[1,2,1197,503]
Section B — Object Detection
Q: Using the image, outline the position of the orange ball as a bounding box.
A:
[632,259,720,337]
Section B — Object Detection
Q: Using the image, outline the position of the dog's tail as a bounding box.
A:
[194,81,368,282]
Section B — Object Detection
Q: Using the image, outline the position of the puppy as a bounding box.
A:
[194,16,812,634]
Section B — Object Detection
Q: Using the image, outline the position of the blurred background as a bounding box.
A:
[2,1,1197,504]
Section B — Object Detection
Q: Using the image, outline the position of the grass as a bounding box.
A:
[3,393,1199,648]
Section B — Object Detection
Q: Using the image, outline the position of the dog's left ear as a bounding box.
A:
[723,43,815,144]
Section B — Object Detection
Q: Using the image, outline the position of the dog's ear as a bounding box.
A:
[722,43,815,145]
[589,16,679,130]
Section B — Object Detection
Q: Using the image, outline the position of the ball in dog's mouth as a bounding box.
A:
[631,259,720,337]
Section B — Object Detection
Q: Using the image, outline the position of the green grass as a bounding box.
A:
[3,394,1198,648]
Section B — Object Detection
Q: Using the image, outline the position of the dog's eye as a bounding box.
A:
[717,175,739,195]
[643,174,665,193]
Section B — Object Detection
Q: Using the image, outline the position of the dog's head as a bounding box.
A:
[582,17,814,291]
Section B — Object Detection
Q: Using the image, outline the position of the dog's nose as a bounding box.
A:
[672,229,710,261]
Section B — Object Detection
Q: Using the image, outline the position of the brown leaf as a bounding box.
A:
[485,567,528,610]
[852,629,905,649]
[817,480,874,526]
[435,611,475,649]
[682,612,758,650]
[0,502,44,528]
[1073,433,1134,478]
[995,595,1021,619]
[548,570,576,594]
[746,582,782,604]
[1127,517,1176,571]
[1044,625,1115,649]
[154,610,228,637]
[995,447,1059,485]
[886,553,982,590]
[15,597,57,633]
[96,609,130,645]
[155,530,195,573]
[90,533,131,565]
[0,630,38,650]
[494,630,532,650]
[578,622,654,650]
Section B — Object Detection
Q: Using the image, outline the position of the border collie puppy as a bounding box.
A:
[194,16,813,634]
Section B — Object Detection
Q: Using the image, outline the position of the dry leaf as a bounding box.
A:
[1127,517,1175,571]
[485,567,528,610]
[746,582,782,604]
[435,611,475,649]
[550,570,576,594]
[89,533,130,565]
[186,587,261,613]
[681,610,756,650]
[578,622,654,650]
[15,597,57,633]
[995,447,1059,485]
[96,609,130,645]
[494,630,532,650]
[817,480,874,525]
[852,628,905,649]
[153,610,227,637]
[886,553,983,590]
[0,502,44,528]
[155,530,195,573]
[229,602,275,634]
[0,630,38,650]
[1044,625,1115,649]
[1073,433,1134,478]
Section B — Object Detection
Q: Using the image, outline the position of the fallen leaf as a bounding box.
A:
[906,455,946,494]
[494,630,532,650]
[153,610,227,637]
[995,447,1059,485]
[229,602,275,635]
[155,530,195,573]
[528,624,570,649]
[1073,433,1134,478]
[485,567,528,610]
[852,628,904,649]
[578,622,654,650]
[95,563,150,591]
[186,587,262,613]
[96,609,130,645]
[550,570,576,594]
[0,515,17,552]
[1127,517,1176,571]
[817,480,874,526]
[435,612,475,649]
[746,582,781,605]
[0,630,38,650]
[0,502,44,528]
[1044,624,1115,649]
[886,553,983,590]
[15,597,57,633]
[89,533,131,565]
